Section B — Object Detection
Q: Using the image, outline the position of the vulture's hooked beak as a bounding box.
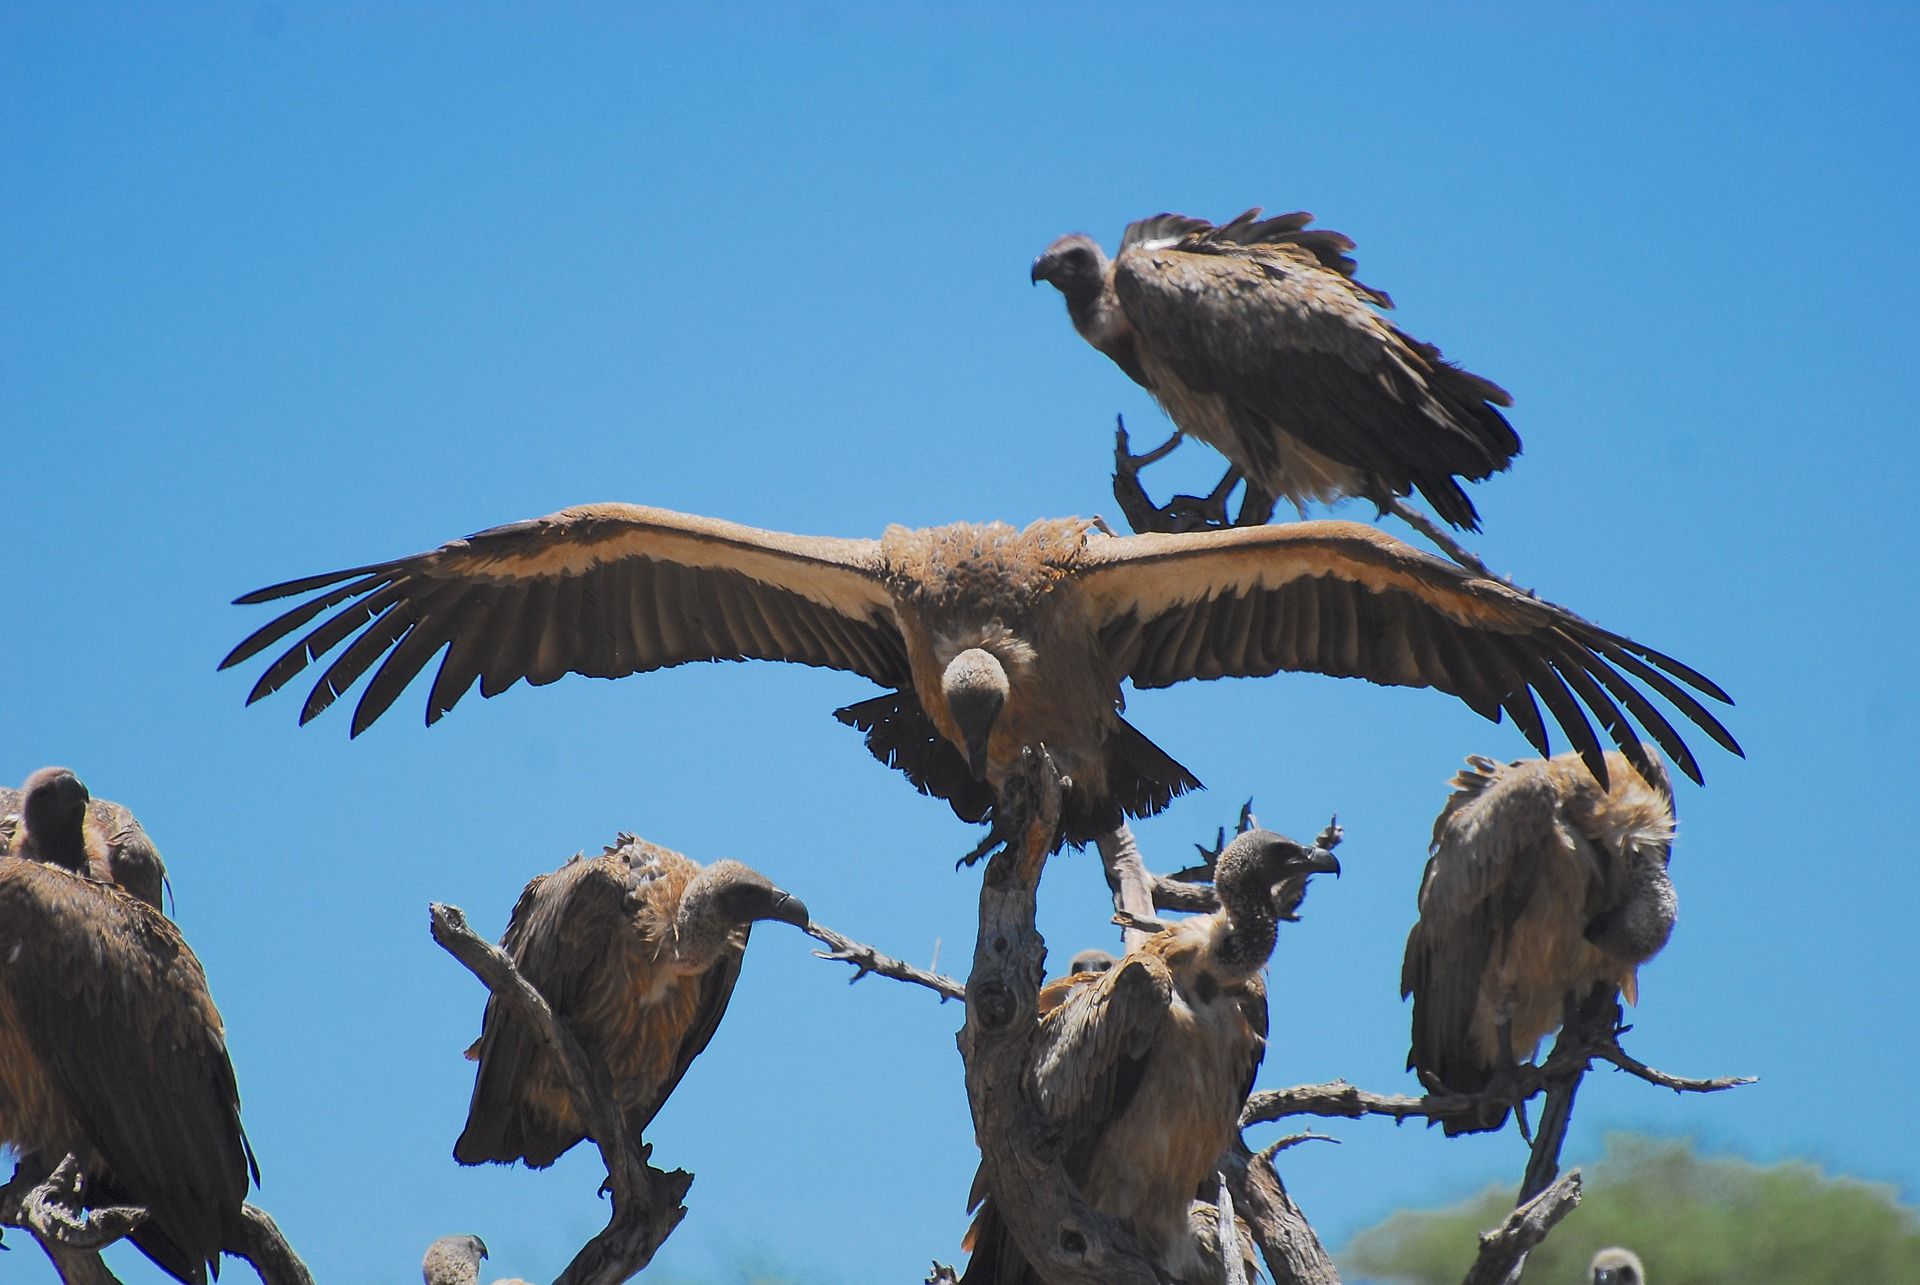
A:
[766,890,811,930]
[1029,256,1048,285]
[1293,846,1342,879]
[964,731,991,782]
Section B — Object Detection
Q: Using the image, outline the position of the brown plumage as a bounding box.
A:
[1034,209,1519,531]
[219,503,1739,846]
[0,776,167,910]
[0,768,257,1285]
[455,836,808,1169]
[1401,750,1679,1135]
[961,830,1338,1284]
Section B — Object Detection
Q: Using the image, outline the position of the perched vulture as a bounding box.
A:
[0,768,257,1285]
[1591,1246,1647,1284]
[455,836,809,1168]
[1401,750,1678,1135]
[0,778,167,910]
[1033,209,1518,532]
[1067,948,1116,975]
[960,829,1339,1283]
[421,1234,534,1285]
[220,503,1739,846]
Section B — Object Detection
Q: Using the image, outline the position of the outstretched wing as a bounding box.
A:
[1114,212,1516,527]
[1078,521,1741,789]
[0,861,254,1284]
[221,503,910,736]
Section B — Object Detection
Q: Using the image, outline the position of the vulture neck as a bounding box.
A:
[670,869,746,974]
[1068,282,1131,354]
[20,809,88,875]
[1210,861,1280,980]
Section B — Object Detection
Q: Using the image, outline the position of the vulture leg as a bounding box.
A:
[1492,1017,1535,1144]
[955,811,1012,869]
[1385,496,1500,580]
[1114,417,1237,535]
[1233,478,1278,528]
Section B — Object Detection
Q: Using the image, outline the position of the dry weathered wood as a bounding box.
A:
[0,1157,312,1285]
[228,1205,317,1285]
[430,902,690,1285]
[1217,1139,1339,1285]
[1094,824,1159,953]
[805,921,966,1001]
[956,749,1163,1285]
[1461,1171,1582,1285]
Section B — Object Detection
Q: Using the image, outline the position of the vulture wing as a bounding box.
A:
[1401,756,1564,1106]
[0,860,254,1285]
[1113,213,1516,528]
[457,845,747,1168]
[222,503,908,736]
[1078,521,1741,788]
[1028,952,1174,1177]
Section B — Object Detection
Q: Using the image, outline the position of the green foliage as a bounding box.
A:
[1340,1134,1920,1284]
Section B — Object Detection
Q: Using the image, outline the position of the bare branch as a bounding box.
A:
[804,921,965,1001]
[1094,825,1158,953]
[0,1158,312,1285]
[1596,1042,1755,1093]
[430,903,691,1285]
[1461,1171,1583,1285]
[957,749,1163,1285]
[227,1206,317,1285]
[1217,1139,1340,1285]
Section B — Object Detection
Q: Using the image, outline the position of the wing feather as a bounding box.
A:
[222,504,907,734]
[1079,523,1740,785]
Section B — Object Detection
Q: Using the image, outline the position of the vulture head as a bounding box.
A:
[675,859,810,966]
[1068,948,1116,975]
[1031,233,1118,338]
[422,1234,489,1285]
[18,766,90,870]
[941,647,1010,780]
[1213,829,1341,975]
[1591,1246,1646,1285]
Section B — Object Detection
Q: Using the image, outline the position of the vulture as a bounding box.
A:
[455,835,809,1169]
[1591,1246,1647,1284]
[219,503,1739,846]
[960,829,1339,1283]
[1033,209,1518,532]
[0,768,258,1285]
[1401,750,1678,1135]
[421,1234,534,1285]
[0,777,167,910]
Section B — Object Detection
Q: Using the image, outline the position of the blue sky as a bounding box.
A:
[4,4,1916,1282]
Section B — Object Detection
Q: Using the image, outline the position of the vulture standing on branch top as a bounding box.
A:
[961,829,1340,1284]
[1401,749,1679,1135]
[0,778,167,910]
[220,503,1739,847]
[454,835,809,1169]
[0,768,258,1285]
[1033,208,1519,533]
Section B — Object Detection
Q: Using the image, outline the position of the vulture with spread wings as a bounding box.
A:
[1401,749,1679,1134]
[961,829,1338,1283]
[0,779,167,911]
[455,835,808,1169]
[1033,209,1519,533]
[0,769,258,1285]
[221,503,1739,846]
